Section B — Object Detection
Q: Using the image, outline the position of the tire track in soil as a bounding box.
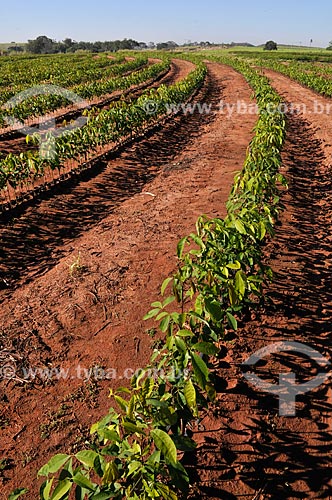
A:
[0,63,256,499]
[186,79,332,499]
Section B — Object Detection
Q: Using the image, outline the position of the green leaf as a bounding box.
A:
[115,386,131,395]
[161,277,173,296]
[227,261,241,270]
[194,294,204,315]
[228,283,237,306]
[98,428,120,442]
[221,266,229,278]
[50,479,72,500]
[177,237,187,259]
[184,379,196,410]
[151,301,163,308]
[156,311,169,321]
[147,450,161,465]
[143,308,160,320]
[235,270,246,299]
[257,220,266,240]
[174,336,187,353]
[127,395,135,419]
[38,454,71,477]
[204,298,224,322]
[123,422,146,435]
[192,342,219,356]
[157,407,178,427]
[102,462,119,485]
[146,398,166,408]
[162,295,176,308]
[155,483,178,500]
[62,458,73,476]
[177,329,194,337]
[160,315,170,332]
[151,429,177,465]
[189,233,204,249]
[72,472,95,491]
[127,460,142,476]
[142,376,155,399]
[226,312,238,330]
[234,219,246,234]
[191,352,209,390]
[8,489,29,500]
[114,395,128,412]
[40,479,54,500]
[75,451,99,469]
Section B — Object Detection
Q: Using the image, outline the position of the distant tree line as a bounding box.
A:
[7,45,24,53]
[5,35,295,55]
[26,36,147,54]
[25,36,254,55]
[155,41,179,50]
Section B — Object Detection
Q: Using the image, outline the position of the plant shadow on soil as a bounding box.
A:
[186,113,332,499]
[0,70,223,298]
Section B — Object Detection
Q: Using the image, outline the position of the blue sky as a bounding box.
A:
[0,0,331,47]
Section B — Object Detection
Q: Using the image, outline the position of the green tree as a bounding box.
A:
[156,41,179,50]
[27,36,58,54]
[264,40,278,51]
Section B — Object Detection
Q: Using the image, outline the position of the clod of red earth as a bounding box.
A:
[0,62,256,498]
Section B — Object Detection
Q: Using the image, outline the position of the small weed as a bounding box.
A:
[0,458,13,477]
[68,252,85,277]
[64,379,100,408]
[146,327,157,337]
[0,414,10,429]
[0,458,10,471]
[21,451,35,468]
[39,403,71,440]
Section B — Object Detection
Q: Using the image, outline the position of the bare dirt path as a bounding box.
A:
[0,62,256,498]
[186,71,332,499]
